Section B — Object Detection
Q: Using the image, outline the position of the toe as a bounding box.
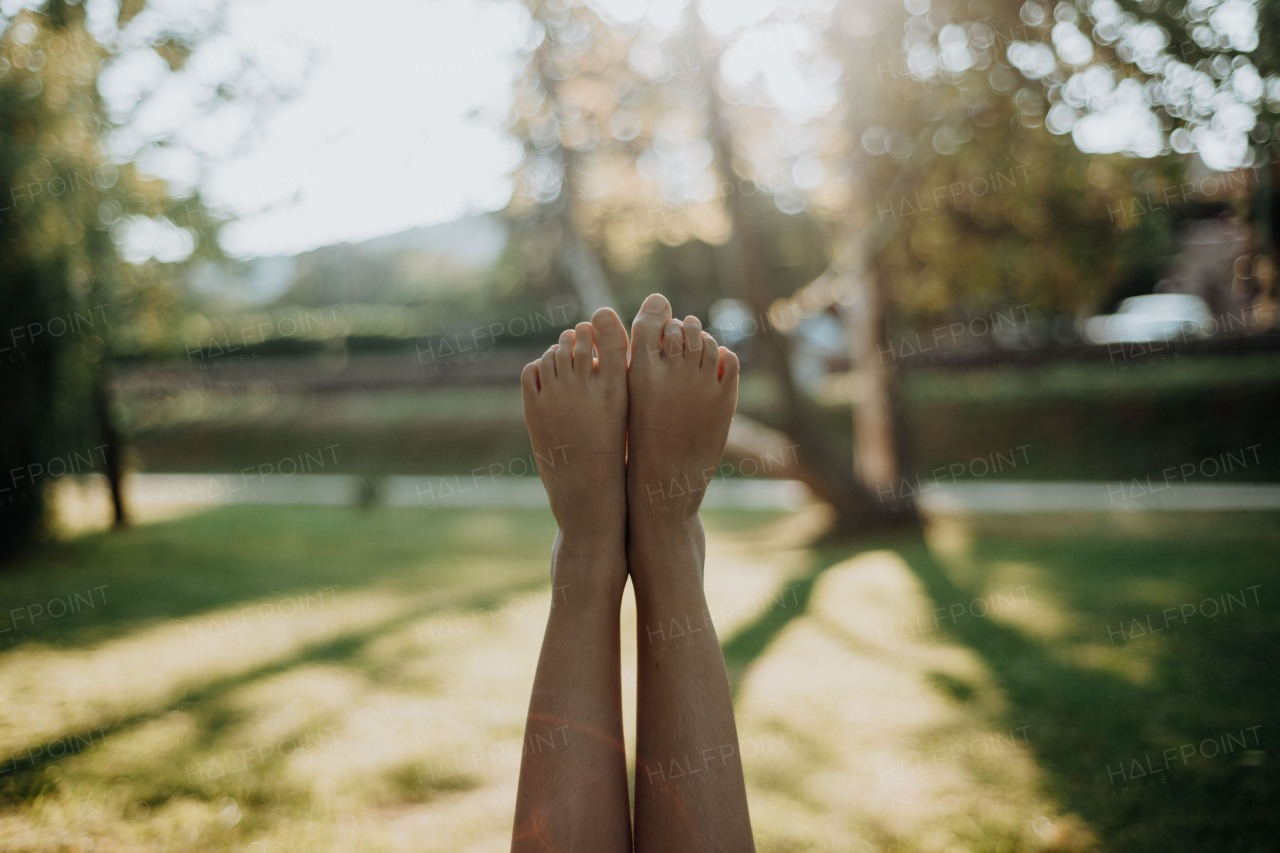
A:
[521,360,540,395]
[682,315,703,364]
[700,331,720,371]
[630,293,672,372]
[591,307,628,374]
[573,322,594,372]
[555,330,574,376]
[662,319,684,359]
[539,345,558,381]
[718,346,739,385]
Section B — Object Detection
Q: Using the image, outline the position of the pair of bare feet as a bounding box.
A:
[519,292,739,601]
[512,293,754,852]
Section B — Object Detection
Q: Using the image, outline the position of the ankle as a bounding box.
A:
[551,529,627,604]
[626,514,706,606]
[551,483,627,545]
[627,467,716,517]
[626,483,705,527]
[631,568,706,616]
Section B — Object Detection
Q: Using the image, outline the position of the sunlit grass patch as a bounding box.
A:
[0,505,1276,851]
[0,505,561,851]
[729,549,1074,852]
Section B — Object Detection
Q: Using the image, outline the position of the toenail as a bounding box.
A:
[641,294,669,314]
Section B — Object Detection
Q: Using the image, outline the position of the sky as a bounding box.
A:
[30,0,1262,261]
[97,0,532,259]
[89,0,783,261]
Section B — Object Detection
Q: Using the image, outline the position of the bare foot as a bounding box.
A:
[624,295,754,852]
[521,307,630,597]
[626,293,739,542]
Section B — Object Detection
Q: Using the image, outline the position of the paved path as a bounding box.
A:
[112,474,1280,513]
[921,481,1280,513]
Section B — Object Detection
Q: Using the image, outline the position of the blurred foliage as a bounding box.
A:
[496,0,1276,526]
[0,1,223,559]
[836,0,1271,324]
[503,0,1275,320]
[5,0,1277,548]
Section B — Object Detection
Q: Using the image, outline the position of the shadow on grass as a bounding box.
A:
[896,516,1279,852]
[0,571,549,791]
[719,513,1280,852]
[0,504,556,653]
[0,504,559,795]
[721,540,855,699]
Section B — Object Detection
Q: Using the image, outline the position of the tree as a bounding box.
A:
[0,1,225,558]
[700,0,1275,529]
[502,0,1274,533]
[506,0,642,314]
[814,0,1276,524]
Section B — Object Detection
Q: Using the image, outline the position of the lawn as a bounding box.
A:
[118,352,1280,482]
[0,505,1277,851]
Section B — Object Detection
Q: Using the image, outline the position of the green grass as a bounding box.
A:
[898,352,1280,402]
[117,353,1280,482]
[886,513,1280,851]
[118,386,532,477]
[894,353,1280,482]
[1,506,1276,851]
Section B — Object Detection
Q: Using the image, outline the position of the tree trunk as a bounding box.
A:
[530,22,618,317]
[837,265,918,522]
[559,225,616,314]
[690,16,908,532]
[94,374,128,528]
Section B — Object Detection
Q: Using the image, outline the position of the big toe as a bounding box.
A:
[630,293,672,374]
[591,307,629,374]
[718,347,740,387]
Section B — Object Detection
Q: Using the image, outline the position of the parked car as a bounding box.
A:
[1081,293,1216,345]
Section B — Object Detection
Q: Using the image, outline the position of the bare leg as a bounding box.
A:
[511,308,633,853]
[626,294,755,852]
